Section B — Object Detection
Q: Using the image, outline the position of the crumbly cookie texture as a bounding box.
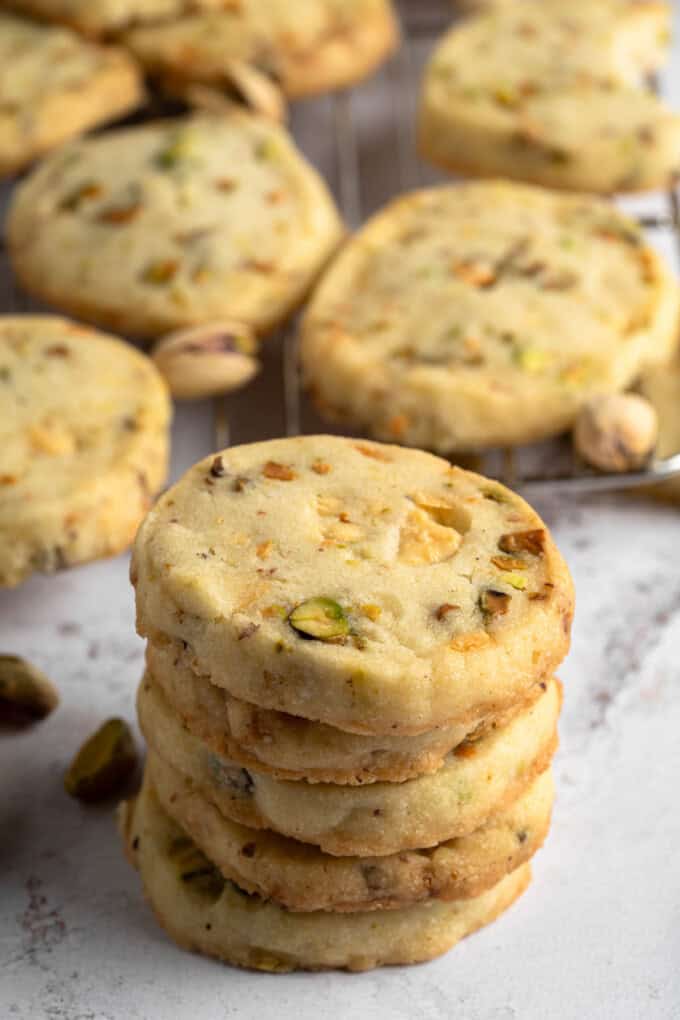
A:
[137,672,559,856]
[638,356,680,501]
[3,0,226,37]
[0,316,170,588]
[300,182,679,452]
[146,634,542,783]
[0,13,142,177]
[123,0,399,99]
[121,779,532,972]
[420,0,680,193]
[7,112,343,340]
[150,751,553,911]
[131,436,573,734]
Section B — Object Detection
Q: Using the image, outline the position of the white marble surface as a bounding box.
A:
[3,4,680,1018]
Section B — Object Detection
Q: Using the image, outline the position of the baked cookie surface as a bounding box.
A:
[150,751,553,911]
[7,112,343,339]
[419,0,680,193]
[131,436,573,734]
[146,634,543,784]
[638,355,680,501]
[124,0,399,99]
[0,316,170,588]
[4,0,226,37]
[0,12,142,177]
[300,183,679,452]
[121,778,532,971]
[137,672,559,856]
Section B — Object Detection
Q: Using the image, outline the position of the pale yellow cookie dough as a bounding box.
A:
[0,12,143,177]
[7,112,343,340]
[300,182,679,452]
[121,778,532,972]
[0,316,170,588]
[420,0,680,193]
[131,436,574,735]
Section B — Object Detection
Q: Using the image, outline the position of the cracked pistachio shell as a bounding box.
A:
[574,393,658,473]
[0,654,59,726]
[64,718,137,802]
[171,60,286,123]
[152,321,259,400]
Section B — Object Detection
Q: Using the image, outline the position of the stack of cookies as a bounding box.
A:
[122,435,574,972]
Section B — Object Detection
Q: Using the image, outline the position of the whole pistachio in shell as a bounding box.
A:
[152,321,260,400]
[573,393,658,473]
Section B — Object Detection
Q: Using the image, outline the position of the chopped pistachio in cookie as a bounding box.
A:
[0,316,170,588]
[0,13,142,178]
[7,112,343,340]
[131,437,573,734]
[150,751,554,911]
[137,672,560,856]
[419,0,680,193]
[146,635,543,783]
[124,0,399,100]
[300,183,679,452]
[121,778,532,972]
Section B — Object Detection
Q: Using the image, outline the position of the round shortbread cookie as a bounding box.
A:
[137,672,559,856]
[419,0,680,194]
[149,752,553,911]
[121,780,532,972]
[131,436,573,735]
[300,183,679,453]
[124,0,399,100]
[7,111,343,340]
[0,316,170,588]
[0,13,143,178]
[145,634,545,783]
[3,1,227,38]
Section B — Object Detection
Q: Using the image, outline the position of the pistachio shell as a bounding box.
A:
[0,654,59,726]
[170,61,286,123]
[288,598,350,641]
[152,321,260,400]
[573,393,658,473]
[64,718,137,802]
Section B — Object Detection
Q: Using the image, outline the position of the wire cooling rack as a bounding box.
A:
[2,0,679,494]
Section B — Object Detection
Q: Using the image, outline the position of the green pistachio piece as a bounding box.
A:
[64,718,137,802]
[514,346,551,374]
[502,572,527,591]
[0,654,59,726]
[288,598,350,641]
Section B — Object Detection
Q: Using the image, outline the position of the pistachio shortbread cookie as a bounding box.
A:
[0,316,170,588]
[4,0,226,37]
[300,183,679,452]
[138,672,559,856]
[150,752,553,911]
[7,112,343,340]
[637,356,680,502]
[132,437,573,735]
[420,0,680,193]
[121,779,532,972]
[0,13,142,178]
[146,635,544,783]
[124,0,399,100]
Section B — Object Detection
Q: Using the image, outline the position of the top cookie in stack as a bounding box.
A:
[131,435,573,740]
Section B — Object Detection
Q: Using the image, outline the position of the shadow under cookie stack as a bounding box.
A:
[122,435,574,972]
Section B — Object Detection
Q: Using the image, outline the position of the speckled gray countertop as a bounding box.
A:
[3,4,680,1018]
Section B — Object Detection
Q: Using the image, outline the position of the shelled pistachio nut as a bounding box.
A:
[151,321,260,400]
[573,393,658,473]
[64,717,137,802]
[0,654,59,726]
